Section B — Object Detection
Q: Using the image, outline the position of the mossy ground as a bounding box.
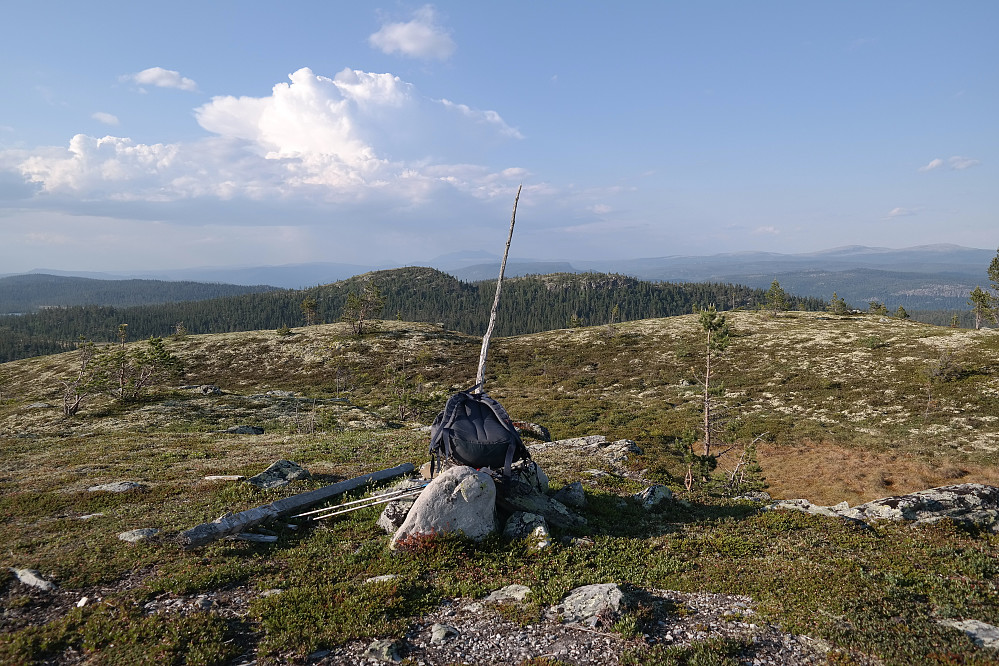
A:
[1,313,997,664]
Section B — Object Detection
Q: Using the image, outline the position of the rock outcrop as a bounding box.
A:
[768,483,999,532]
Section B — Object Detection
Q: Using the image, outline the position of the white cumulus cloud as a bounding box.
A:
[6,67,526,213]
[122,67,199,92]
[369,5,455,61]
[753,225,779,235]
[887,207,915,218]
[92,112,119,126]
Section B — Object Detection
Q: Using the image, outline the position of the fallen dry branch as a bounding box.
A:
[179,463,415,548]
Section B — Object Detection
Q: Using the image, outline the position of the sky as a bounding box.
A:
[0,1,995,273]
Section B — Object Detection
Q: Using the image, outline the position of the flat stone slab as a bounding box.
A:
[88,481,145,493]
[768,484,999,532]
[940,619,999,649]
[485,584,532,603]
[246,459,311,489]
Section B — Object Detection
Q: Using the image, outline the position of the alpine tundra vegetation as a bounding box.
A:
[1,311,998,664]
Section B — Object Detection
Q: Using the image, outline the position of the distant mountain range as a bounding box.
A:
[0,274,280,315]
[1,244,994,312]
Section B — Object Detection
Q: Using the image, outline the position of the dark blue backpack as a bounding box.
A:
[429,388,530,478]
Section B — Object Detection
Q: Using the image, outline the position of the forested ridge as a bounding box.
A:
[0,267,826,362]
[0,273,279,314]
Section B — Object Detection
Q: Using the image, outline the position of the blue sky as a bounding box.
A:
[0,1,995,273]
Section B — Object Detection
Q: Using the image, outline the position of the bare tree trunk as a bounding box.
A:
[178,463,414,548]
[475,184,521,393]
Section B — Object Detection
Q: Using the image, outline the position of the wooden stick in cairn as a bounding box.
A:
[475,184,521,393]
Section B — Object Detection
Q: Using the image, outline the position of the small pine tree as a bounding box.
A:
[765,280,789,316]
[341,283,385,335]
[301,297,318,326]
[895,305,910,320]
[868,300,888,316]
[828,292,849,315]
[696,305,730,458]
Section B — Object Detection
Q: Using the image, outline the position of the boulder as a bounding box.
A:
[634,485,673,509]
[246,460,310,489]
[550,583,624,626]
[390,466,497,550]
[496,478,586,530]
[430,623,460,645]
[510,460,549,493]
[513,421,551,442]
[503,512,551,549]
[377,480,428,534]
[363,639,403,663]
[378,496,419,534]
[552,482,586,508]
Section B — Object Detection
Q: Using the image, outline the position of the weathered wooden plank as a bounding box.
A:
[179,463,415,548]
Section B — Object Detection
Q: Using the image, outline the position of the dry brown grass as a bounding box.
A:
[757,440,999,505]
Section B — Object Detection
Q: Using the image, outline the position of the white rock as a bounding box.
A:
[552,583,624,626]
[118,528,159,543]
[9,568,56,591]
[485,584,532,603]
[430,623,460,644]
[390,466,497,550]
[940,618,999,649]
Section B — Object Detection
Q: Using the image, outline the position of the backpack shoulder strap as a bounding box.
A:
[429,390,474,477]
[476,392,529,477]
